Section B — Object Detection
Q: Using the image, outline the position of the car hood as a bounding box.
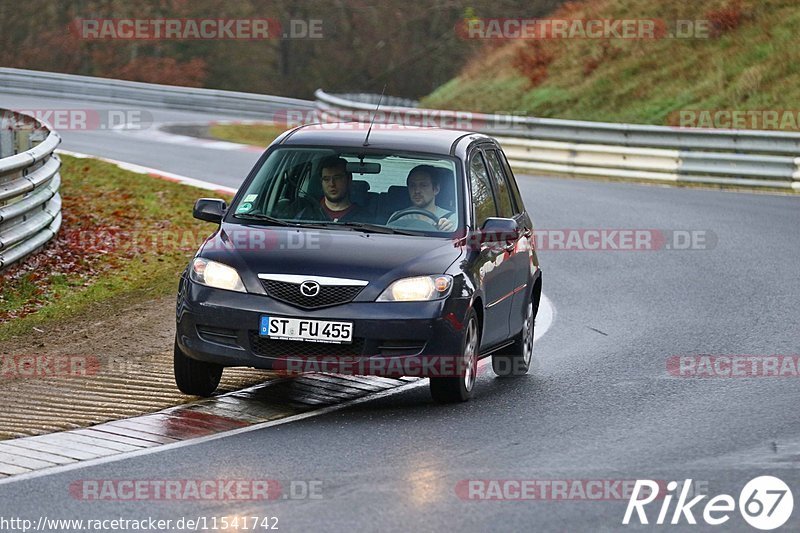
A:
[199,223,464,297]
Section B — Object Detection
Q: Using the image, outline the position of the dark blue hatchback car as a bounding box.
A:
[175,124,542,402]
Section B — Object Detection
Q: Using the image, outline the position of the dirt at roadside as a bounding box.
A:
[0,293,275,440]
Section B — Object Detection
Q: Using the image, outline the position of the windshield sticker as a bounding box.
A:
[244,194,258,202]
[236,202,253,213]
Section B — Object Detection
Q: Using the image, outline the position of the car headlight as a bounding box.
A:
[190,258,246,292]
[377,275,453,302]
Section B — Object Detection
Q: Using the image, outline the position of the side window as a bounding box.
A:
[484,149,516,217]
[469,151,498,228]
[496,149,525,213]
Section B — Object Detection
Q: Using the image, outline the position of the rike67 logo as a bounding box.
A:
[623,476,793,530]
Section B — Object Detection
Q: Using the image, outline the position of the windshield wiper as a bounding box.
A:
[234,213,362,231]
[234,213,341,230]
[233,213,300,226]
[336,222,420,236]
[234,215,418,235]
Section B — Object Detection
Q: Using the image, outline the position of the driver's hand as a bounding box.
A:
[436,218,455,231]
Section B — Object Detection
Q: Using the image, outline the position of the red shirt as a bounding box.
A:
[320,198,357,222]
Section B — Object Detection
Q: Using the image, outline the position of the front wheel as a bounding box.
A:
[430,310,480,403]
[492,299,535,377]
[174,339,223,396]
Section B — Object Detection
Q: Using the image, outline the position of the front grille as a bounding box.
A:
[249,331,365,358]
[261,280,363,309]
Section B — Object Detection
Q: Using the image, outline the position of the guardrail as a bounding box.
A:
[334,93,419,108]
[0,110,62,271]
[315,90,800,191]
[0,68,314,118]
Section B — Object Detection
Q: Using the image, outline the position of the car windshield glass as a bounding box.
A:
[230,147,462,236]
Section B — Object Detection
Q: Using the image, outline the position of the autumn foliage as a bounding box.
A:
[0,0,566,98]
[513,42,555,87]
[705,0,744,37]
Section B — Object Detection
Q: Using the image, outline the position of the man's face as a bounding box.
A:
[321,166,350,203]
[408,172,439,209]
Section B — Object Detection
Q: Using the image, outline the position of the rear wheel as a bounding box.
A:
[492,298,535,377]
[174,339,223,396]
[430,310,480,403]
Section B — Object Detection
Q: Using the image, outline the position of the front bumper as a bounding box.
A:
[176,277,470,378]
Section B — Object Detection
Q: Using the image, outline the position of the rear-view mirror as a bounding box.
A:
[346,161,381,174]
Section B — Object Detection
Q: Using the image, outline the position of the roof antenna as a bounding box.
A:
[363,84,386,147]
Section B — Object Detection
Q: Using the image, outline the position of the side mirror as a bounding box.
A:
[478,217,519,245]
[193,198,227,223]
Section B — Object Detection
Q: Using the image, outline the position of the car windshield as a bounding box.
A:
[230,147,462,236]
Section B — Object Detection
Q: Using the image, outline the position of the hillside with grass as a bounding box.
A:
[422,0,800,128]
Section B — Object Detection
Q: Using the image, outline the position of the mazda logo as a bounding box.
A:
[299,281,321,297]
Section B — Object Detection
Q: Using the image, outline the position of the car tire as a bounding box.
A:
[492,297,535,377]
[430,309,480,403]
[174,338,223,397]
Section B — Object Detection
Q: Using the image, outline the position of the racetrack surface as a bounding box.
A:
[1,92,799,531]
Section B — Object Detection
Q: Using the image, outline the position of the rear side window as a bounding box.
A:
[469,152,498,228]
[484,149,516,217]
[496,149,525,213]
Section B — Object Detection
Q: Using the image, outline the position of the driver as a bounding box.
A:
[296,156,369,223]
[388,165,455,231]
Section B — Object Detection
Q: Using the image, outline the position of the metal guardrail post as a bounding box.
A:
[0,128,13,159]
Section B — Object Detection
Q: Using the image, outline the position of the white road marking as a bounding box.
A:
[111,121,269,152]
[111,122,259,151]
[535,294,555,343]
[55,149,237,195]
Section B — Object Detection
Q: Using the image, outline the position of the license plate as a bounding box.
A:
[259,316,353,344]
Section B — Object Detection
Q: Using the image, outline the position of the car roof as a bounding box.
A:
[278,123,492,155]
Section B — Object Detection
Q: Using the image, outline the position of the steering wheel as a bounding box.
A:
[387,208,453,225]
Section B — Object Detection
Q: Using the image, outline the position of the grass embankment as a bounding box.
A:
[422,0,800,128]
[208,123,289,147]
[0,156,231,341]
